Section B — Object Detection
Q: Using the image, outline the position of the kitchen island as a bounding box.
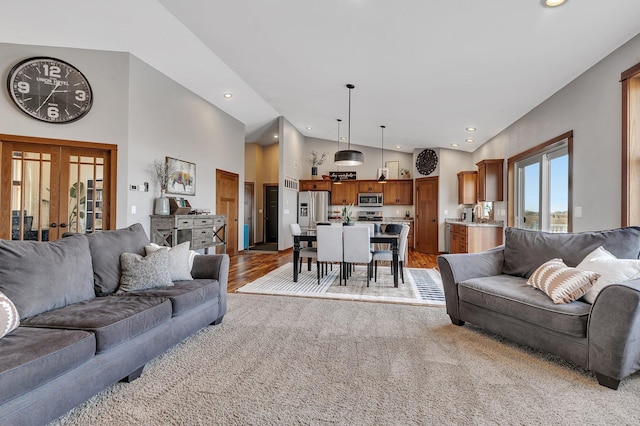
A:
[446,219,504,254]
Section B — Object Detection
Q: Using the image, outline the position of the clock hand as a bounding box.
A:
[36,81,61,112]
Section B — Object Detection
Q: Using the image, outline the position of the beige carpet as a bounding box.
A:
[52,294,640,425]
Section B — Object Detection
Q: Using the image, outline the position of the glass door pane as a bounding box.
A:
[65,151,106,234]
[549,154,569,233]
[518,161,540,230]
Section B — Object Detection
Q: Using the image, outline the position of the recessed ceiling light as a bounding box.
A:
[223,92,233,99]
[273,135,278,139]
[465,139,474,143]
[543,0,566,7]
[465,127,476,132]
[395,145,401,149]
[340,137,347,141]
[451,143,459,148]
[306,126,312,131]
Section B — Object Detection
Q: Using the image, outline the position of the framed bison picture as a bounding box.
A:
[166,157,196,196]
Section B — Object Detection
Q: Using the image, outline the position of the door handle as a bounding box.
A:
[59,223,68,228]
[50,223,57,228]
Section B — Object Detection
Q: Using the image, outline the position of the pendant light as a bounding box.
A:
[334,84,364,166]
[333,119,343,184]
[378,125,387,183]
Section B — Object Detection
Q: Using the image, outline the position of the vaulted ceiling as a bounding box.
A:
[2,1,640,152]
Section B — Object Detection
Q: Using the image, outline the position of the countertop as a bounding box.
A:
[445,219,504,228]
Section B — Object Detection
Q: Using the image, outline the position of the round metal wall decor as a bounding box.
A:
[416,149,438,175]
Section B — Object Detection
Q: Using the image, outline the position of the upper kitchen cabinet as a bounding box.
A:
[358,180,384,193]
[383,180,413,205]
[476,159,504,202]
[457,171,477,205]
[299,180,332,192]
[331,180,357,205]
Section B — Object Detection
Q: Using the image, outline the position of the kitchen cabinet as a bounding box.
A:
[449,223,503,254]
[457,171,477,204]
[299,180,331,192]
[407,221,414,249]
[358,180,384,193]
[331,180,357,205]
[476,159,504,202]
[383,180,413,205]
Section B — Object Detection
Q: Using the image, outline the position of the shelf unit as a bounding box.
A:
[86,179,103,233]
[150,214,226,253]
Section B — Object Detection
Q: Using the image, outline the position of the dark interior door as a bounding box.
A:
[244,182,254,247]
[264,185,278,243]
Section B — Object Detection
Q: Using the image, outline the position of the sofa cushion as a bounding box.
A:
[576,246,640,304]
[0,291,20,338]
[117,278,219,316]
[527,259,599,304]
[117,249,173,293]
[145,242,194,281]
[459,274,592,337]
[0,236,95,319]
[0,327,95,406]
[502,226,640,278]
[85,223,150,295]
[22,296,172,353]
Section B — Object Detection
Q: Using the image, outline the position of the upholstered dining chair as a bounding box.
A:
[343,225,373,287]
[317,224,344,285]
[373,224,410,284]
[289,223,318,274]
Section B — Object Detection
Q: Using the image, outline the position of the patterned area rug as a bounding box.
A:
[237,262,445,306]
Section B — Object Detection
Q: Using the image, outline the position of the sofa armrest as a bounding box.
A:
[191,254,229,318]
[588,278,640,385]
[437,248,505,322]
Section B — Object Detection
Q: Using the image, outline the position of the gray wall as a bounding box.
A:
[474,32,640,232]
[1,43,245,245]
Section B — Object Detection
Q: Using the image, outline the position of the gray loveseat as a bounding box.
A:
[0,223,228,425]
[437,226,640,389]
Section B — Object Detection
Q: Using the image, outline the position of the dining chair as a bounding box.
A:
[289,223,318,274]
[317,224,344,285]
[343,225,373,287]
[373,224,410,284]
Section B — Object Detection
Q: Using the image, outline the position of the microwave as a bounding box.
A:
[358,193,383,207]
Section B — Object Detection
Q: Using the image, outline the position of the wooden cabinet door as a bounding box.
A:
[358,180,383,193]
[383,180,413,205]
[331,181,357,205]
[476,159,504,202]
[300,180,331,192]
[457,171,477,204]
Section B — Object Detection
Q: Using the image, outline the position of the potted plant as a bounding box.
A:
[342,203,354,225]
[151,158,178,215]
[306,151,328,179]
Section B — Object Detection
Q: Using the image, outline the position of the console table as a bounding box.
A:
[150,214,226,253]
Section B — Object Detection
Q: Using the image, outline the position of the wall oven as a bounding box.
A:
[358,193,383,207]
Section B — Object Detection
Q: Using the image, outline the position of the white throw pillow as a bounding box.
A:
[576,246,640,304]
[145,242,194,281]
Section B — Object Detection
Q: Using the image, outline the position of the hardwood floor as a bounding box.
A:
[227,248,439,293]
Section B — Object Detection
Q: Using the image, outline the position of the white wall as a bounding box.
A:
[279,117,306,250]
[475,32,640,232]
[1,43,245,247]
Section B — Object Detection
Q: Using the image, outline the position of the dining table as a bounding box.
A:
[292,230,401,287]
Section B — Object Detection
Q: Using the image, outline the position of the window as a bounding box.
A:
[622,61,640,226]
[508,132,572,233]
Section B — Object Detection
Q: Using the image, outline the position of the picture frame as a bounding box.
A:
[377,167,389,179]
[385,161,399,179]
[166,157,196,196]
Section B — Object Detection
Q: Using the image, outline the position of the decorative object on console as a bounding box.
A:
[167,157,196,196]
[7,57,93,123]
[306,151,327,179]
[416,149,438,175]
[335,84,364,166]
[151,158,178,215]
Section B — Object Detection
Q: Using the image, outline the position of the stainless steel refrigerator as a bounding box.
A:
[298,191,330,229]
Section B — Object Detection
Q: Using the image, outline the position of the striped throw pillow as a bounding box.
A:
[527,259,600,304]
[0,290,20,338]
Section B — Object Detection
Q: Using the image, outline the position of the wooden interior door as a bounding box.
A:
[0,134,117,241]
[216,169,239,255]
[244,182,254,247]
[415,177,439,254]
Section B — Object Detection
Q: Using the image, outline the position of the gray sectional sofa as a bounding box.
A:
[437,226,640,389]
[0,224,229,425]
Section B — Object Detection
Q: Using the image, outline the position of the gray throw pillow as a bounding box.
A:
[145,241,193,281]
[0,236,95,319]
[117,249,173,294]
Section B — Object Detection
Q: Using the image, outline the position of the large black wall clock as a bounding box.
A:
[7,57,93,123]
[416,149,438,175]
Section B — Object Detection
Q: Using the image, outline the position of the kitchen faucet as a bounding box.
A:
[473,204,483,222]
